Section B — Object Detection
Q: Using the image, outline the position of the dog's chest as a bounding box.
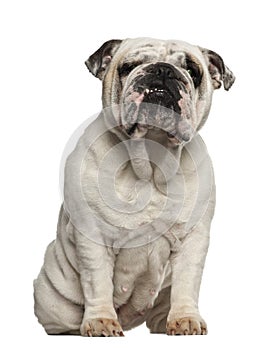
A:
[113,166,183,226]
[76,132,213,244]
[82,161,198,248]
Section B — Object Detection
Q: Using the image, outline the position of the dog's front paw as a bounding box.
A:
[166,315,207,335]
[80,318,124,337]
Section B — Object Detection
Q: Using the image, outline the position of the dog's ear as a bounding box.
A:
[85,39,123,80]
[200,47,235,90]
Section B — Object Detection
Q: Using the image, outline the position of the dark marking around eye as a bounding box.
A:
[118,61,142,77]
[185,55,202,88]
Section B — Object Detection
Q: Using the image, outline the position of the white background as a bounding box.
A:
[1,0,271,349]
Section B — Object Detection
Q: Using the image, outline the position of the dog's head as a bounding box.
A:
[85,38,235,144]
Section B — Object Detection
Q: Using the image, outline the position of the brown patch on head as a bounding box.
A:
[169,48,176,55]
[142,43,154,48]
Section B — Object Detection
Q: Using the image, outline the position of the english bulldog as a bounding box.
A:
[34,38,235,336]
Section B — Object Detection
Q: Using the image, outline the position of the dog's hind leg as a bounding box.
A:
[34,267,83,335]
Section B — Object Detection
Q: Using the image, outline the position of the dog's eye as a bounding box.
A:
[118,62,141,77]
[186,59,202,88]
[187,68,198,82]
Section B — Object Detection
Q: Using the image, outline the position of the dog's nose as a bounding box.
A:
[153,63,176,80]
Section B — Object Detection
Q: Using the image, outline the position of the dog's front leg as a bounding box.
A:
[167,223,210,335]
[75,232,124,336]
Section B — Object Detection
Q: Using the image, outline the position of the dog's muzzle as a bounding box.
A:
[122,62,194,143]
[137,62,183,111]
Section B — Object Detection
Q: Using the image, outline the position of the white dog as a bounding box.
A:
[34,38,235,336]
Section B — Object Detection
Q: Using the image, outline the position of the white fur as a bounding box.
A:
[34,38,219,336]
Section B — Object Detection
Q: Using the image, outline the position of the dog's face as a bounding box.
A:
[86,38,235,144]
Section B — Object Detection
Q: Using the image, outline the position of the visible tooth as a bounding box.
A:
[154,88,157,91]
[145,88,149,94]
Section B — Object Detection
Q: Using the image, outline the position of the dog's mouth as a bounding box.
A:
[123,84,193,143]
[121,61,195,143]
[142,85,181,113]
